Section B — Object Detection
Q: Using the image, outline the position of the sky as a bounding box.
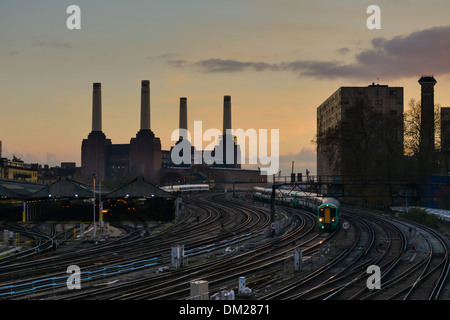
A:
[1,0,450,177]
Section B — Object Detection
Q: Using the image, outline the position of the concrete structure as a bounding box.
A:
[168,95,262,186]
[169,97,192,168]
[223,95,232,135]
[129,80,162,184]
[92,83,102,132]
[81,81,264,187]
[317,83,404,178]
[179,97,188,137]
[129,130,161,183]
[81,81,161,184]
[81,83,112,180]
[214,96,241,169]
[419,76,437,160]
[140,80,151,130]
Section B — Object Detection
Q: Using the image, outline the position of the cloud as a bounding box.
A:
[147,53,175,60]
[167,59,189,68]
[168,26,450,81]
[336,47,350,55]
[193,59,279,73]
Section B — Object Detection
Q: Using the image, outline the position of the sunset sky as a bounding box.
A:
[1,0,450,177]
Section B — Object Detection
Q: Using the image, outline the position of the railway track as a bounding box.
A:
[0,193,448,300]
[55,194,275,299]
[0,193,272,299]
[259,206,448,300]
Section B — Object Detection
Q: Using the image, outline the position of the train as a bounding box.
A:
[160,184,210,194]
[251,186,340,231]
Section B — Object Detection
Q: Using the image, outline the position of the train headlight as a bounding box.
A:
[319,218,323,222]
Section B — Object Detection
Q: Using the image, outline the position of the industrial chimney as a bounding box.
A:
[82,82,111,181]
[418,75,437,177]
[92,83,102,132]
[179,97,188,138]
[419,76,437,155]
[223,95,232,135]
[140,80,151,130]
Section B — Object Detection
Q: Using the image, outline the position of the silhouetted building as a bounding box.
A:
[81,81,162,184]
[317,83,404,178]
[213,96,241,169]
[81,81,263,186]
[81,83,112,180]
[128,80,162,183]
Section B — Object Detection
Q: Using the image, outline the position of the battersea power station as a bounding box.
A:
[81,80,265,188]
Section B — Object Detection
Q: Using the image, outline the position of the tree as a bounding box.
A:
[313,97,404,207]
[403,98,441,176]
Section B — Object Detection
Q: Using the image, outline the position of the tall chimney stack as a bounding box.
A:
[419,76,437,155]
[140,80,151,130]
[179,97,188,133]
[223,95,232,135]
[92,83,102,132]
[418,75,437,176]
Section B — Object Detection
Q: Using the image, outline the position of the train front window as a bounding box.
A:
[329,207,336,218]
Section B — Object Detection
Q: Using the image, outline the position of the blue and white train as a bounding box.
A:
[161,184,209,194]
[251,186,340,231]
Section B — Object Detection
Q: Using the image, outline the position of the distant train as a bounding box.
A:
[251,186,340,231]
[160,184,209,194]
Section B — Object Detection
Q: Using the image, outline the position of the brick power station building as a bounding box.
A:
[81,80,265,187]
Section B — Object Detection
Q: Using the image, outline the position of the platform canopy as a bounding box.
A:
[27,176,95,199]
[0,178,45,199]
[105,176,175,199]
[0,184,23,199]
